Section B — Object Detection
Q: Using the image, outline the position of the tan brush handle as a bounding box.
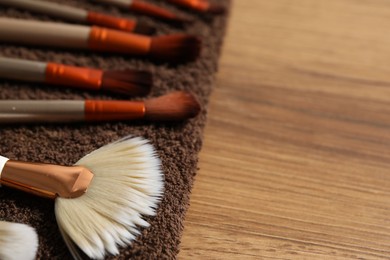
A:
[0,18,90,49]
[0,100,146,123]
[0,57,46,82]
[0,0,87,22]
[93,0,133,9]
[0,155,94,199]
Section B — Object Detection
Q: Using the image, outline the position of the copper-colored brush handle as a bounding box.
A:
[86,11,137,32]
[45,63,103,90]
[0,156,94,199]
[167,0,209,12]
[0,100,146,123]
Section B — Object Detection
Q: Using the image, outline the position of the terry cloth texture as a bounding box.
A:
[0,0,230,259]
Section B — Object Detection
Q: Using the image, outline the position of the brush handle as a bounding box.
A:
[0,57,46,82]
[0,0,87,22]
[0,18,90,49]
[0,100,145,123]
[94,0,133,9]
[0,18,151,55]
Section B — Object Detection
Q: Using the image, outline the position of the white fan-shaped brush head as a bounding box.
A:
[0,221,39,260]
[55,136,164,259]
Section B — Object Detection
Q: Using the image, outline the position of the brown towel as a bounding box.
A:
[0,0,230,258]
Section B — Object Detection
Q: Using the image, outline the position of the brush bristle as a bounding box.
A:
[150,34,201,63]
[101,69,153,96]
[0,221,38,260]
[133,22,156,35]
[207,4,226,14]
[55,136,164,259]
[144,91,201,121]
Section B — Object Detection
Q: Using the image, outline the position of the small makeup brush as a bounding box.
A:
[0,91,201,124]
[0,136,164,259]
[0,18,201,63]
[0,221,39,260]
[0,57,152,96]
[166,0,226,14]
[0,0,155,35]
[93,0,192,23]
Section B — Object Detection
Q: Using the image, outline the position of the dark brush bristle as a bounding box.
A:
[207,4,226,14]
[101,69,153,96]
[133,22,156,35]
[144,91,201,121]
[150,34,202,63]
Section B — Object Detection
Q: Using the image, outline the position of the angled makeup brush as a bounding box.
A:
[0,0,155,35]
[93,0,192,23]
[0,136,164,259]
[0,57,152,96]
[0,91,201,124]
[166,0,226,14]
[0,18,201,63]
[0,221,39,260]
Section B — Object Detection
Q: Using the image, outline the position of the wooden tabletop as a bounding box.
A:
[179,0,390,259]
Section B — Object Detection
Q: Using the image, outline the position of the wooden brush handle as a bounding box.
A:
[0,57,46,82]
[0,100,145,123]
[0,18,90,49]
[0,0,87,22]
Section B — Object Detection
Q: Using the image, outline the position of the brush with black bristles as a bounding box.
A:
[0,0,155,35]
[0,91,201,124]
[0,135,164,259]
[0,18,201,63]
[93,0,192,23]
[166,0,226,14]
[0,57,152,97]
[0,221,39,260]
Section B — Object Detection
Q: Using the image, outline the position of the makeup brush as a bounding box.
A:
[0,91,201,124]
[166,0,226,14]
[0,57,152,96]
[0,0,155,35]
[0,221,39,260]
[0,135,164,259]
[93,0,192,23]
[0,18,201,63]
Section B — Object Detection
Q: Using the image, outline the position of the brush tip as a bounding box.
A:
[0,221,38,260]
[144,91,201,121]
[150,34,202,63]
[207,4,226,14]
[101,69,153,96]
[133,22,156,35]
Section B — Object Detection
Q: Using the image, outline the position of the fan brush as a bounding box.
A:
[0,221,38,260]
[0,18,201,63]
[0,56,152,96]
[0,136,164,259]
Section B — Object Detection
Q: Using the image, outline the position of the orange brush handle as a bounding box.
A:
[130,0,176,20]
[86,11,137,32]
[46,63,103,90]
[167,0,209,12]
[88,26,151,55]
[85,100,145,121]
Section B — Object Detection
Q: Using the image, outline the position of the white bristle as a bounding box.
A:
[0,221,38,260]
[54,136,164,259]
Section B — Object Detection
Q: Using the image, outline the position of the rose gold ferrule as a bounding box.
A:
[169,0,209,12]
[84,100,146,122]
[88,26,151,55]
[86,11,137,32]
[45,63,103,90]
[0,160,94,199]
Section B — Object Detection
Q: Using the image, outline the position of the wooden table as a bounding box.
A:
[179,0,390,259]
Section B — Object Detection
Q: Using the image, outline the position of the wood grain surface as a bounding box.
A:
[179,0,390,259]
